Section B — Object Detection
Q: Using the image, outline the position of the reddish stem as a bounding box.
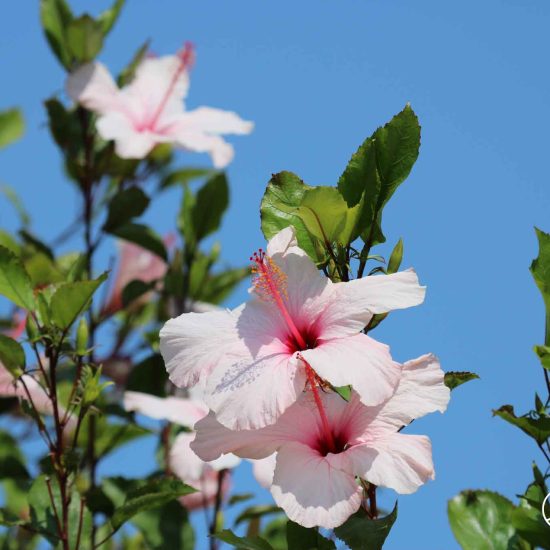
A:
[303,359,336,453]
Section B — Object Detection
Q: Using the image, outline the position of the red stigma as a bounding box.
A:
[178,41,195,71]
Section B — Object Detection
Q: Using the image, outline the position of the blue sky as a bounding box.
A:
[1,0,550,548]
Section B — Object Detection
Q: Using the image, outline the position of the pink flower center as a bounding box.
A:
[146,42,195,131]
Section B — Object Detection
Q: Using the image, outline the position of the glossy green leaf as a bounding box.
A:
[0,245,35,310]
[534,345,550,370]
[103,187,150,232]
[50,273,107,329]
[493,405,550,445]
[511,505,550,549]
[334,502,397,550]
[66,14,104,62]
[131,500,194,550]
[286,522,335,550]
[296,186,360,247]
[338,105,420,244]
[444,371,480,391]
[110,223,167,260]
[448,490,518,550]
[110,478,196,533]
[0,335,25,377]
[0,109,24,149]
[260,171,325,263]
[214,529,274,550]
[40,0,73,68]
[97,0,125,35]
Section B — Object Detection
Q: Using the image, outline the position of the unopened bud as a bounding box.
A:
[76,318,89,356]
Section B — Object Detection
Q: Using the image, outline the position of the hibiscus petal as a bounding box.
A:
[168,128,235,168]
[170,432,206,481]
[179,107,253,135]
[348,433,435,494]
[66,62,121,114]
[302,333,400,407]
[271,442,362,529]
[251,454,277,488]
[205,352,306,430]
[159,309,240,388]
[371,354,450,431]
[320,269,426,339]
[191,411,282,461]
[123,391,208,426]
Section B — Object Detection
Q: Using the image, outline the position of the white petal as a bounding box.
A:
[123,391,208,426]
[169,129,235,168]
[302,333,400,407]
[159,309,240,388]
[66,62,120,114]
[271,442,361,529]
[179,107,253,135]
[208,453,241,471]
[250,454,277,488]
[170,432,206,481]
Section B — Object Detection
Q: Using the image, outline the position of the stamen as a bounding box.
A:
[300,356,336,454]
[148,42,195,129]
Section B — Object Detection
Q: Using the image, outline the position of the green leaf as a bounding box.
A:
[214,529,274,550]
[126,354,168,397]
[228,493,254,506]
[66,15,104,62]
[448,490,519,550]
[0,185,30,228]
[197,266,250,305]
[40,0,73,69]
[190,173,229,243]
[0,335,25,377]
[44,98,82,154]
[338,105,420,243]
[0,109,24,149]
[296,186,360,247]
[530,228,550,309]
[159,167,214,190]
[131,500,194,550]
[387,238,403,274]
[260,171,324,264]
[117,40,150,86]
[511,505,550,549]
[0,508,25,527]
[334,502,398,550]
[103,187,150,232]
[25,253,63,286]
[0,431,29,480]
[235,505,283,527]
[110,223,167,260]
[286,522,335,550]
[122,280,155,308]
[50,274,107,330]
[110,478,196,533]
[0,245,35,310]
[444,371,480,391]
[493,405,550,445]
[534,345,550,370]
[97,0,125,35]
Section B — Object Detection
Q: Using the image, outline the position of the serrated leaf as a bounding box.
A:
[260,171,325,264]
[0,109,24,149]
[444,371,480,391]
[103,187,150,232]
[286,522,335,550]
[448,490,518,550]
[214,529,274,550]
[334,502,397,550]
[0,335,25,377]
[50,274,107,329]
[110,223,167,260]
[493,405,550,445]
[110,478,196,533]
[0,245,35,310]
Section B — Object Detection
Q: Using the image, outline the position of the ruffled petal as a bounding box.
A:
[123,391,208,427]
[319,270,426,339]
[347,433,434,494]
[251,454,277,488]
[177,107,253,135]
[302,333,400,407]
[205,352,306,430]
[168,129,235,168]
[159,309,241,388]
[271,442,362,529]
[370,354,450,432]
[66,62,120,114]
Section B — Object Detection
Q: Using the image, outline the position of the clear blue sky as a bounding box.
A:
[1,0,550,548]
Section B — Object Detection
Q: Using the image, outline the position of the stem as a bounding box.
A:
[357,218,378,279]
[367,483,378,519]
[209,469,227,550]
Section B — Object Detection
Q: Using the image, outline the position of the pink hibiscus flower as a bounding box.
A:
[66,43,253,167]
[191,354,450,528]
[160,226,425,430]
